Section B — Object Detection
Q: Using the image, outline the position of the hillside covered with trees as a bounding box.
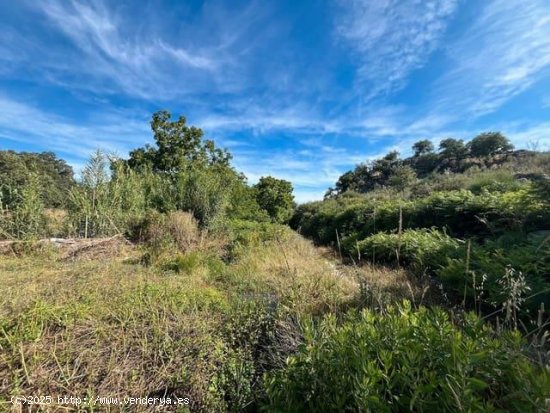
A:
[0,114,548,412]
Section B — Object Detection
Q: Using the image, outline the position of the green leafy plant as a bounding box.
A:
[264,303,548,412]
[355,228,460,271]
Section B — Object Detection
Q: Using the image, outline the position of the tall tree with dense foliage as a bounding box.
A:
[469,132,513,157]
[412,139,434,157]
[439,138,467,159]
[126,110,232,173]
[254,176,295,223]
[119,111,264,227]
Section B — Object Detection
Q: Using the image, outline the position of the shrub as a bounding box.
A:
[164,211,202,251]
[264,304,548,412]
[0,173,47,240]
[162,252,202,274]
[131,210,231,266]
[175,166,231,228]
[355,228,461,272]
[466,169,521,194]
[293,187,547,248]
[437,235,550,315]
[227,220,287,246]
[130,210,203,249]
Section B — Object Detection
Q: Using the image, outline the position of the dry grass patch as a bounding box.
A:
[231,231,358,315]
[0,224,433,412]
[0,252,233,411]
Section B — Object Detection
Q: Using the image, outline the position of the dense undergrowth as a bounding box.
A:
[0,217,358,411]
[291,161,550,321]
[265,305,548,412]
[1,115,549,411]
[1,216,547,412]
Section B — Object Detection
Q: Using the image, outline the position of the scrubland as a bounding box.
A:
[1,116,549,411]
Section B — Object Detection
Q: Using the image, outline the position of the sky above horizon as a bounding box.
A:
[0,0,549,202]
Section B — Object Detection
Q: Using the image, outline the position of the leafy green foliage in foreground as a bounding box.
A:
[265,303,548,413]
[294,185,547,244]
[354,228,460,271]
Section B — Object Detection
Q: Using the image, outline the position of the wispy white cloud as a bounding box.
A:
[335,0,458,100]
[31,0,222,99]
[433,0,550,117]
[0,94,149,162]
[499,121,550,150]
[7,0,279,101]
[198,109,341,136]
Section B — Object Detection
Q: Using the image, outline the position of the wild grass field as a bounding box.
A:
[1,113,549,412]
[0,216,415,411]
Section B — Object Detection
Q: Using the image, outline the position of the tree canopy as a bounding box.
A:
[126,110,232,173]
[0,150,74,209]
[439,138,466,159]
[469,132,513,157]
[254,176,295,223]
[327,132,523,197]
[412,140,434,157]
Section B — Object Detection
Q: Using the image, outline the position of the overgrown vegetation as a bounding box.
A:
[292,137,550,322]
[1,117,548,411]
[265,304,547,412]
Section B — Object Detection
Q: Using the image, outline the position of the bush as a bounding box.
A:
[264,304,548,412]
[129,210,204,249]
[225,220,289,261]
[131,210,231,266]
[162,252,202,274]
[355,228,461,271]
[437,235,550,315]
[0,174,47,240]
[293,187,547,247]
[227,220,287,246]
[466,169,521,194]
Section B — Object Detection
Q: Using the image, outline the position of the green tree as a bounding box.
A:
[382,150,399,162]
[413,154,440,176]
[469,132,513,157]
[0,150,75,209]
[412,140,434,157]
[439,138,467,159]
[126,110,231,173]
[124,111,256,227]
[329,170,357,196]
[254,176,295,223]
[329,151,402,196]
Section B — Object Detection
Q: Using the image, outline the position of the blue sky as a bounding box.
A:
[0,0,549,202]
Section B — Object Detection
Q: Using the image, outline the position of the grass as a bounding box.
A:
[1,223,546,412]
[1,226,394,412]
